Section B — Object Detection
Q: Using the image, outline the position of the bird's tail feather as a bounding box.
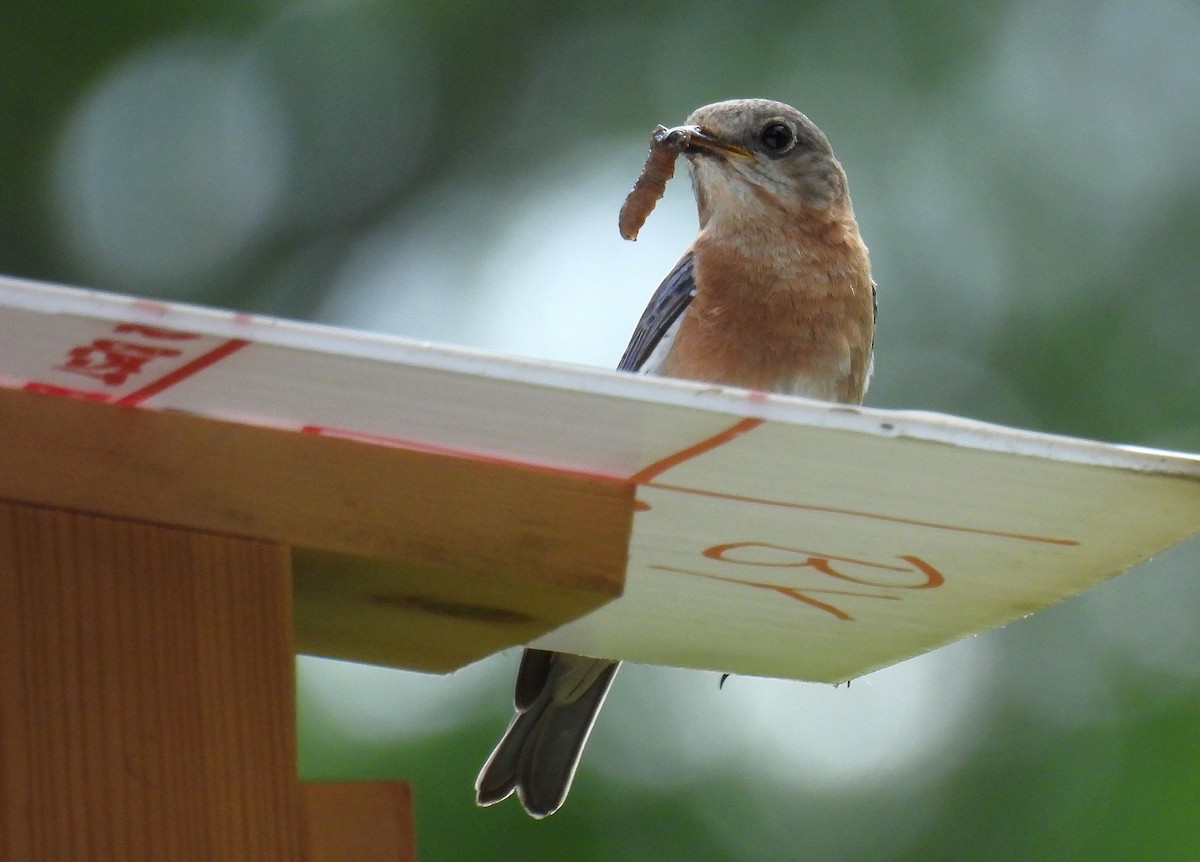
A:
[476,658,618,818]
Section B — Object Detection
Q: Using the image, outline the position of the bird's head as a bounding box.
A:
[672,99,849,226]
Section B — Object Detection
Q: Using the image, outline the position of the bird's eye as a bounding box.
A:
[760,121,795,153]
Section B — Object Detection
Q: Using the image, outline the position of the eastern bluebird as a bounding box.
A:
[476,98,876,817]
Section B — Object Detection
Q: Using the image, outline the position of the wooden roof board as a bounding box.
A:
[2,274,1197,680]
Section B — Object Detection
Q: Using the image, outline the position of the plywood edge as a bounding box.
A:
[0,387,632,670]
[292,548,624,672]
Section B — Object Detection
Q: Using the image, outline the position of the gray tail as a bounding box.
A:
[476,650,619,818]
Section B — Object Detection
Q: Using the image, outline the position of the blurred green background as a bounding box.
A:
[5,0,1199,858]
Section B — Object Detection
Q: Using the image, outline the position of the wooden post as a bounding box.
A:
[0,501,415,861]
[0,502,301,860]
[302,782,415,862]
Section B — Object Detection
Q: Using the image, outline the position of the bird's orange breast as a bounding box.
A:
[658,210,874,404]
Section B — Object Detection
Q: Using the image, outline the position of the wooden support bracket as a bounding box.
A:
[0,502,415,861]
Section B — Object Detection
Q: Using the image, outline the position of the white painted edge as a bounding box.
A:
[3,274,1199,481]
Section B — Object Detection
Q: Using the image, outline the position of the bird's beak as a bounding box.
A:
[679,126,752,159]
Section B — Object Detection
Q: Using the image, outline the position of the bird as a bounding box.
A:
[475,98,876,818]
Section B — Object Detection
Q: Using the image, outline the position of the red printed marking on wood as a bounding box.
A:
[112,323,201,340]
[22,382,112,402]
[24,321,251,406]
[57,339,185,386]
[301,425,629,487]
[116,338,250,405]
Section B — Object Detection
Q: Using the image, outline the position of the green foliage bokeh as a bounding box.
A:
[4,0,1199,858]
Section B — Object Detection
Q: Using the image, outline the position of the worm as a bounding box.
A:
[618,125,692,241]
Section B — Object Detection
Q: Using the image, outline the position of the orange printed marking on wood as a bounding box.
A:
[652,552,946,621]
[705,542,913,571]
[628,417,764,485]
[651,564,898,621]
[652,554,940,619]
[648,482,1080,546]
[704,542,945,589]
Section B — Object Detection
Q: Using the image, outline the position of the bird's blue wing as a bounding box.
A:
[617,252,696,373]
